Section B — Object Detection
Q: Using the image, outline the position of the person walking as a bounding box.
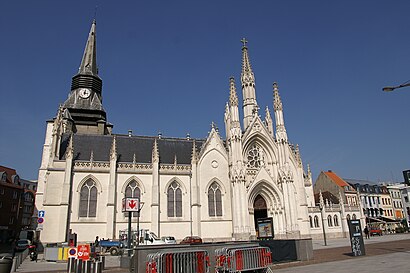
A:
[364,226,370,239]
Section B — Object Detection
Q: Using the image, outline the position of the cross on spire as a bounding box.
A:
[241,38,248,48]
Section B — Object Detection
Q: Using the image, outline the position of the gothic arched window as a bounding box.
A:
[208,182,222,217]
[309,216,313,228]
[314,216,319,227]
[247,144,265,169]
[125,180,141,217]
[352,214,357,220]
[346,214,351,221]
[334,215,339,226]
[327,215,333,227]
[79,179,97,217]
[167,181,182,217]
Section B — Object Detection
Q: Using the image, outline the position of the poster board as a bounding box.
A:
[347,219,366,256]
[257,217,274,239]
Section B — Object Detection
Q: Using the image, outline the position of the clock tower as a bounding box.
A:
[61,19,112,135]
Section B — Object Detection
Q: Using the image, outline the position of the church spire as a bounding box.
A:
[273,82,288,142]
[78,19,98,76]
[70,19,102,95]
[240,38,258,130]
[240,38,255,87]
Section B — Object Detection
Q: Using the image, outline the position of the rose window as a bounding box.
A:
[247,144,265,169]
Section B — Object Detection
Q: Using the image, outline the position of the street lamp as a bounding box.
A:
[136,202,144,246]
[319,203,328,246]
[382,81,410,92]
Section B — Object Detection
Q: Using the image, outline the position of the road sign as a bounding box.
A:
[77,244,90,261]
[38,217,44,224]
[68,247,77,258]
[38,210,45,218]
[122,197,140,212]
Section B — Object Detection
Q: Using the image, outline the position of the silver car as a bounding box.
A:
[161,236,177,244]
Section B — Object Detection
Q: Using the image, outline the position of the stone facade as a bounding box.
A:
[36,21,317,244]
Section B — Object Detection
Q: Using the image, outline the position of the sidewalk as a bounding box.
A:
[274,233,410,273]
[14,233,410,273]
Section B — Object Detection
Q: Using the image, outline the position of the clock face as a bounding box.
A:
[79,88,91,99]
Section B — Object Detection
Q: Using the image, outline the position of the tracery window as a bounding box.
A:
[125,180,141,217]
[333,215,339,226]
[352,214,356,220]
[309,216,313,228]
[208,182,222,217]
[247,143,265,169]
[167,181,182,217]
[327,215,333,227]
[314,216,319,227]
[79,179,97,217]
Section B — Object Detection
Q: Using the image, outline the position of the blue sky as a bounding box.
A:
[1,0,410,182]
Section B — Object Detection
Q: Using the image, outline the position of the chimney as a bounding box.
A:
[128,130,133,137]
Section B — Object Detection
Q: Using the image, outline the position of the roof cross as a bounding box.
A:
[241,38,248,48]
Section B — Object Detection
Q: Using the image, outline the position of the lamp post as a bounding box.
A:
[319,204,327,246]
[382,82,410,92]
[189,172,193,237]
[136,202,144,246]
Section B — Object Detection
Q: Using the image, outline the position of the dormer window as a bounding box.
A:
[12,175,19,185]
[0,172,6,182]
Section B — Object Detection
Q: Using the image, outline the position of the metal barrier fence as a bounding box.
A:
[66,256,104,273]
[215,246,272,273]
[146,249,210,273]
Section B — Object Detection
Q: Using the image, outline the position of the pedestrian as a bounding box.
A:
[94,236,99,247]
[364,226,370,239]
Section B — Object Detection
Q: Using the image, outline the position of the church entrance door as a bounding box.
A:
[253,194,268,232]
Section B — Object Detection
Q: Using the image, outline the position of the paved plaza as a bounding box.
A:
[10,233,410,273]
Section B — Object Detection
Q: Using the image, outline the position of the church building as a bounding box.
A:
[36,20,316,243]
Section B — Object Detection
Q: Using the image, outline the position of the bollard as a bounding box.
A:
[83,260,93,273]
[67,257,76,273]
[93,261,102,273]
[75,258,83,273]
[99,255,105,270]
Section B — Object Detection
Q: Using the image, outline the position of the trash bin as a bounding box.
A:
[0,256,12,273]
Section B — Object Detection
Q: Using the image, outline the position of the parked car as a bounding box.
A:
[180,236,202,244]
[369,227,383,236]
[15,239,31,252]
[161,236,177,244]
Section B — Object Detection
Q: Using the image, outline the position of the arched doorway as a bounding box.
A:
[253,195,268,230]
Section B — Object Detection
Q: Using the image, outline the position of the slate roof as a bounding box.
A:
[60,134,205,164]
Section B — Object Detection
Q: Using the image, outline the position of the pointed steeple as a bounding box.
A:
[240,38,258,129]
[62,20,112,135]
[273,82,288,142]
[70,20,102,96]
[240,38,255,87]
[79,19,98,75]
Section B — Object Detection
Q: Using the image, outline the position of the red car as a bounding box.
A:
[180,236,203,244]
[369,228,383,236]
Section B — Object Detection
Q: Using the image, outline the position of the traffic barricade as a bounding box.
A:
[146,249,210,273]
[215,246,272,272]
